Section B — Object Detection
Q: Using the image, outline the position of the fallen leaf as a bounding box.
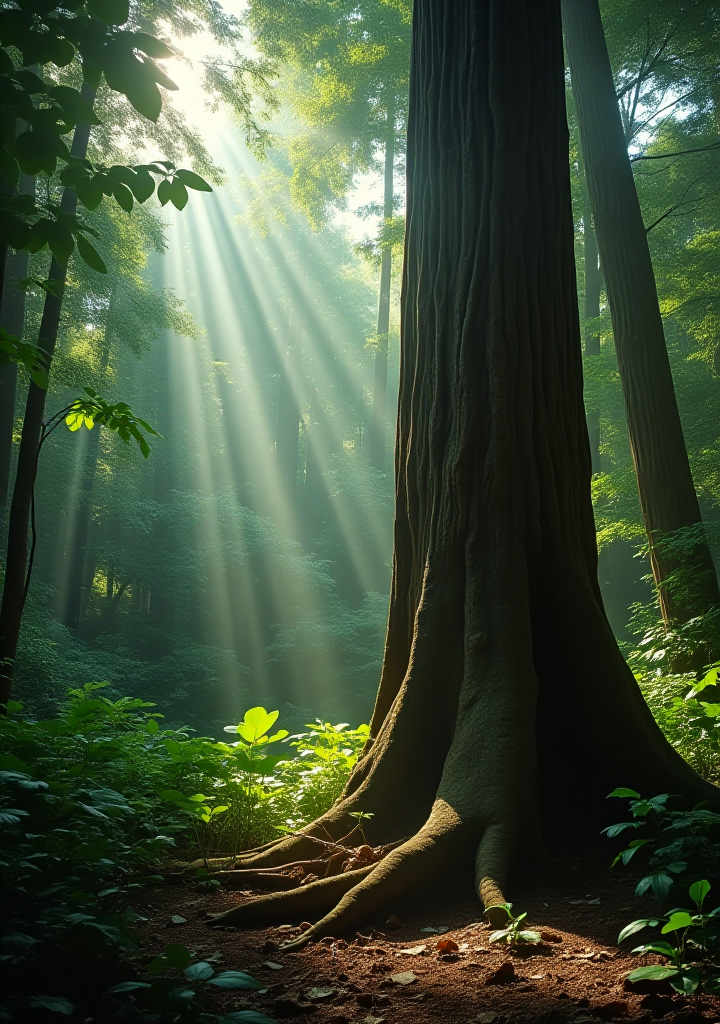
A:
[263,961,284,970]
[420,925,449,934]
[390,971,417,985]
[400,945,427,955]
[436,939,459,953]
[305,986,336,1001]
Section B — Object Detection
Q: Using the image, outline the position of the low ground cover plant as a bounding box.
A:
[0,685,365,1022]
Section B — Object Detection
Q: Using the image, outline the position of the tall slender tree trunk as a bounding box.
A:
[582,183,602,471]
[562,0,720,641]
[0,82,96,705]
[0,176,34,514]
[206,0,716,943]
[62,292,115,631]
[369,95,396,470]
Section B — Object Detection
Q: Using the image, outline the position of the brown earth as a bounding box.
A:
[130,869,720,1024]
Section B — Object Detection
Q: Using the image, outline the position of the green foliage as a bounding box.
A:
[487,904,542,947]
[604,788,720,905]
[619,880,720,995]
[110,943,273,1024]
[61,386,160,457]
[635,670,720,784]
[0,687,359,1020]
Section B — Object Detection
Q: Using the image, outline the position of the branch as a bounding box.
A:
[631,141,720,163]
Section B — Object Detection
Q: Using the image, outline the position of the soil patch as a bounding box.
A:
[131,871,720,1024]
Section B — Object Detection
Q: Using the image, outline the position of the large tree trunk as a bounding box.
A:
[368,95,396,470]
[0,84,96,706]
[562,0,720,642]
[207,0,716,942]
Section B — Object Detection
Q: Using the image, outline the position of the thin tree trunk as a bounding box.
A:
[563,0,720,641]
[62,291,115,630]
[582,181,602,471]
[0,178,34,513]
[369,95,396,470]
[0,82,96,705]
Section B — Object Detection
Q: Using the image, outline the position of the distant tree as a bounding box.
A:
[563,0,720,656]
[248,0,411,467]
[206,0,715,941]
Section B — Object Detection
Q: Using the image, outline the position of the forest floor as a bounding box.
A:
[133,868,720,1024]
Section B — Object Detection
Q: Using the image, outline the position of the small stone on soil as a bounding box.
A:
[485,961,516,985]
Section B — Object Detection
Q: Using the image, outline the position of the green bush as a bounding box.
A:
[0,685,367,1021]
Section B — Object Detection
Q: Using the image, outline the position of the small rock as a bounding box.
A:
[400,944,427,956]
[263,962,284,971]
[305,987,336,1002]
[485,961,516,985]
[390,971,417,986]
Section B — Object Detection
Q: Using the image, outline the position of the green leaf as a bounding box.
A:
[28,996,74,1015]
[130,32,175,59]
[688,880,710,908]
[237,707,280,744]
[169,179,188,210]
[608,787,641,799]
[660,911,694,934]
[671,968,701,995]
[174,169,213,192]
[75,233,107,273]
[618,918,658,943]
[110,981,153,993]
[129,168,155,202]
[88,0,129,24]
[631,941,676,957]
[603,822,638,838]
[184,962,215,982]
[221,1013,279,1024]
[626,965,679,983]
[113,183,134,213]
[157,179,172,206]
[208,971,263,990]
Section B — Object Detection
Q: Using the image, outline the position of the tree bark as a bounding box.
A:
[0,83,96,705]
[0,175,34,514]
[369,94,396,470]
[207,0,717,942]
[562,0,720,640]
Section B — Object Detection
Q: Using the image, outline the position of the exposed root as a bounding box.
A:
[474,823,513,926]
[208,864,375,928]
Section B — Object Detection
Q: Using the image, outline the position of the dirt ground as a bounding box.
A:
[134,871,720,1024]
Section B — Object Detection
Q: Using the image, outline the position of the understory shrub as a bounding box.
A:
[0,684,366,1021]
